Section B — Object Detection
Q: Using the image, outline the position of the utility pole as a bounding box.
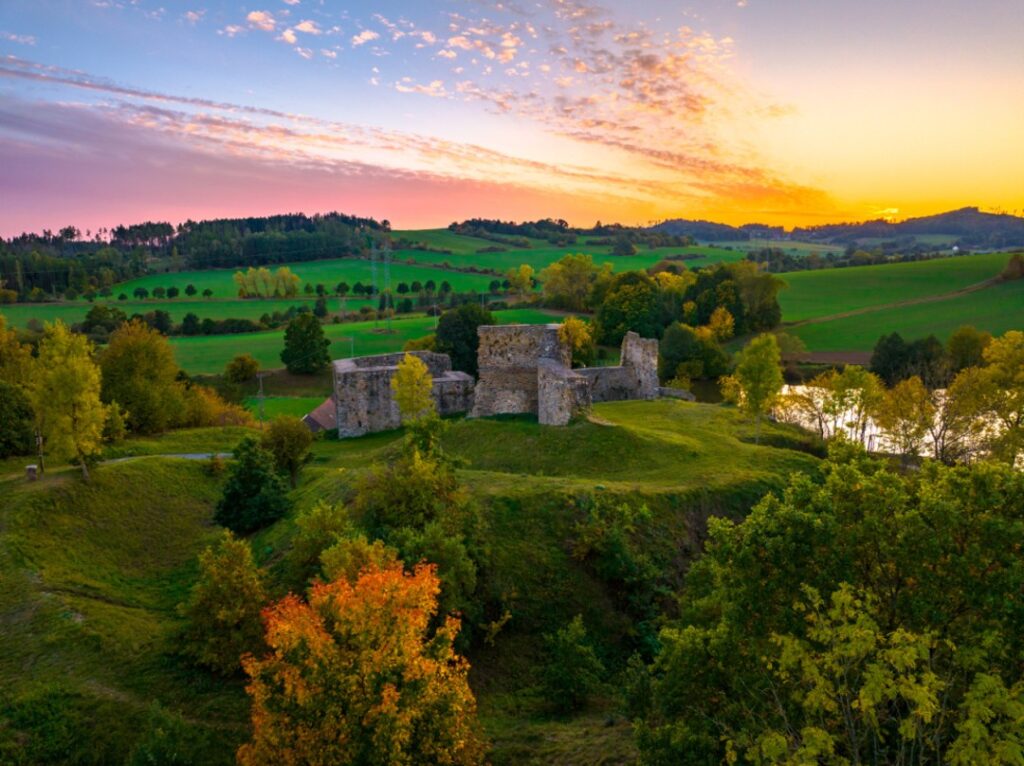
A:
[370,239,378,328]
[383,240,392,333]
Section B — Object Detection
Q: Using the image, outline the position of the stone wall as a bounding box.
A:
[577,331,659,402]
[470,324,568,417]
[537,359,592,426]
[332,351,473,438]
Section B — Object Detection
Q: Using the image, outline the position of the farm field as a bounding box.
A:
[394,242,746,274]
[778,251,1014,322]
[788,277,1024,352]
[169,308,561,374]
[710,239,846,256]
[112,258,497,299]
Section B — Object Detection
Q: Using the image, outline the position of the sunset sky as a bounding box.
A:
[1,0,1021,236]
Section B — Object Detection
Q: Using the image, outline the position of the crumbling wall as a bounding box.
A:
[537,359,592,426]
[333,351,473,438]
[470,324,569,417]
[577,331,659,402]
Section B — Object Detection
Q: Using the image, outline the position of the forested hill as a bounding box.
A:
[651,207,1024,248]
[0,212,390,298]
[792,207,1024,248]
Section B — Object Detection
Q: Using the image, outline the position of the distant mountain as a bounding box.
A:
[651,208,1024,248]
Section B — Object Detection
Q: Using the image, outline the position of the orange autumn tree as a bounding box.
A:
[237,562,485,766]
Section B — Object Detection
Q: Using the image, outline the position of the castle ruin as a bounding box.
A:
[305,324,660,438]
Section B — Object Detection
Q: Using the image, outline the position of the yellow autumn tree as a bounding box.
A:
[391,353,436,423]
[558,316,595,367]
[506,263,535,301]
[237,562,486,766]
[32,321,106,480]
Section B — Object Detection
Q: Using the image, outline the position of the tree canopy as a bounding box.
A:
[238,562,485,766]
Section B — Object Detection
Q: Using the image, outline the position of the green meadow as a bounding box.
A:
[169,308,561,374]
[778,251,1014,322]
[787,277,1024,351]
[113,258,497,299]
[393,242,746,274]
[0,296,379,329]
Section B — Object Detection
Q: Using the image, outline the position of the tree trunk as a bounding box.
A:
[755,413,762,445]
[79,453,90,482]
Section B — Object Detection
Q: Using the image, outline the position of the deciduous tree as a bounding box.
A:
[259,415,313,488]
[875,375,934,461]
[391,353,436,422]
[435,303,494,377]
[506,263,534,300]
[723,334,783,443]
[99,319,183,434]
[558,316,595,367]
[178,531,266,675]
[280,313,330,375]
[32,321,106,479]
[237,562,485,766]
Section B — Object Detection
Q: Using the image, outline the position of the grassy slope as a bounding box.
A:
[0,458,250,764]
[788,277,1024,351]
[0,401,819,765]
[779,251,1013,321]
[168,308,561,373]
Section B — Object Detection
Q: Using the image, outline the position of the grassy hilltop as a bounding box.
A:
[0,400,819,764]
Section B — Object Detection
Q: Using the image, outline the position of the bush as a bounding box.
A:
[214,437,290,535]
[225,353,260,384]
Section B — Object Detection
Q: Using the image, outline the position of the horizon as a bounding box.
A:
[2,204,1020,243]
[2,1,1023,237]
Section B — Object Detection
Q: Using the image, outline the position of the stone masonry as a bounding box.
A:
[469,324,569,418]
[331,351,474,438]
[312,325,661,438]
[470,325,659,425]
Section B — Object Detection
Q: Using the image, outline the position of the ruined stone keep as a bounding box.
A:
[307,324,660,438]
[329,351,474,438]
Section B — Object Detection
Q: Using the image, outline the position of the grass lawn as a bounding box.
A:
[779,251,1014,322]
[112,258,498,299]
[168,308,561,373]
[788,277,1024,351]
[242,395,325,419]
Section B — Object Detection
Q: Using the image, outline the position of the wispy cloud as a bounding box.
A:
[1,32,37,45]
